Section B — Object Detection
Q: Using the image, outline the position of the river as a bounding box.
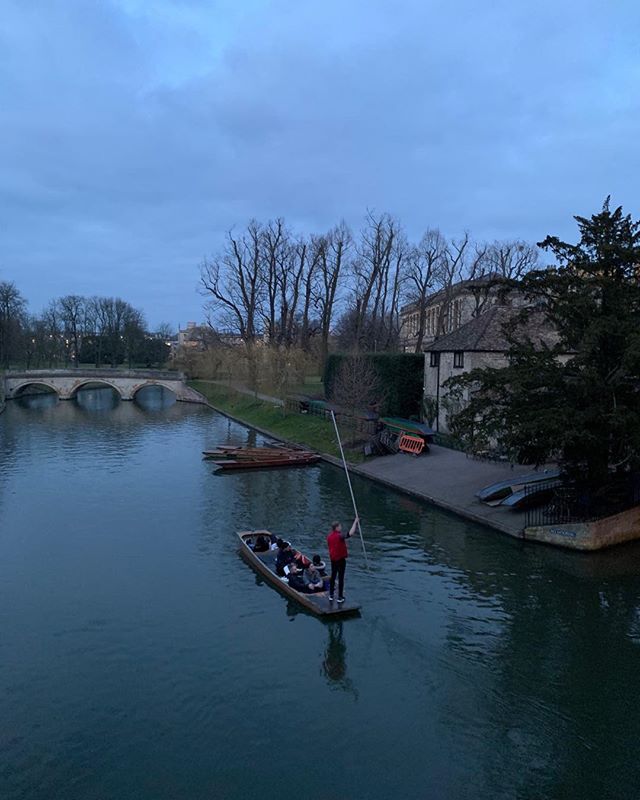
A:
[2,387,640,799]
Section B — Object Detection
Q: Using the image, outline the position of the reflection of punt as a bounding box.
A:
[238,531,361,617]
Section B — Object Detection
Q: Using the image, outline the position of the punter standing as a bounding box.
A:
[327,517,359,603]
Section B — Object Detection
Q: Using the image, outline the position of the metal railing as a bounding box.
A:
[525,475,640,528]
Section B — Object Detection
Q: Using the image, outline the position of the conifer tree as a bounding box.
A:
[446,199,640,485]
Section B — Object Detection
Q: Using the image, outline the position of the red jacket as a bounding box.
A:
[327,530,348,561]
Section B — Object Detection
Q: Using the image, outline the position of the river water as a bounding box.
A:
[2,387,640,799]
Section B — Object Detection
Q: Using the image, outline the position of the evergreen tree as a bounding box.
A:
[446,200,640,485]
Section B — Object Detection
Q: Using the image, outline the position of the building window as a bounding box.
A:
[453,351,464,368]
[430,352,440,367]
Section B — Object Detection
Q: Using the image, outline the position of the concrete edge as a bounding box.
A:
[186,387,521,540]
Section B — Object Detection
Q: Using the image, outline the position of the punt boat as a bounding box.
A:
[237,531,361,617]
[214,454,319,471]
[379,417,435,442]
[500,480,562,510]
[476,469,561,503]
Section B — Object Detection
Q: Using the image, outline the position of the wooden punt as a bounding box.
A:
[237,531,361,617]
[203,445,316,460]
[214,455,320,471]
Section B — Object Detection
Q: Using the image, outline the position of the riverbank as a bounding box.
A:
[188,380,365,462]
[188,379,533,538]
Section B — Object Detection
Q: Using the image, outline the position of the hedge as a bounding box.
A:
[323,352,424,419]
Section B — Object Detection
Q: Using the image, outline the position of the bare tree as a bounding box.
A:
[436,236,470,337]
[260,218,288,345]
[200,222,265,391]
[405,228,447,352]
[465,239,538,316]
[0,281,27,368]
[57,294,85,366]
[123,306,146,368]
[330,353,382,444]
[276,234,308,348]
[42,302,65,366]
[315,222,351,367]
[200,221,264,343]
[344,212,408,351]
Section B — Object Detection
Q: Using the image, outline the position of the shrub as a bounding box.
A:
[324,353,423,418]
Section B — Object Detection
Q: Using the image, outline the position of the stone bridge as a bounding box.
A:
[2,369,202,402]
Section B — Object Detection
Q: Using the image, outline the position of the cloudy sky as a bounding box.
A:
[1,0,638,328]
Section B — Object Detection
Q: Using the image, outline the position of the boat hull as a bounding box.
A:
[215,456,319,471]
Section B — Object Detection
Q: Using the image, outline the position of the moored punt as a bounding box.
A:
[237,531,361,617]
[213,454,320,471]
[203,445,317,460]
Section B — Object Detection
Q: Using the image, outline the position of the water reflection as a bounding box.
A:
[14,392,58,410]
[134,385,176,411]
[6,391,640,799]
[322,622,357,698]
[74,385,120,412]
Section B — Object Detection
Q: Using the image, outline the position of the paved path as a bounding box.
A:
[354,445,552,537]
[204,380,284,406]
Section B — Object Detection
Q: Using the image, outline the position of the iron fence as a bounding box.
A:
[525,475,640,528]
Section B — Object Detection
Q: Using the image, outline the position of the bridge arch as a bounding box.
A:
[12,380,60,399]
[131,381,177,400]
[69,380,124,400]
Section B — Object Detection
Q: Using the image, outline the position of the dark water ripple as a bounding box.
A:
[2,388,640,799]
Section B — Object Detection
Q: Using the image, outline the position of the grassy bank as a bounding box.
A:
[189,380,364,463]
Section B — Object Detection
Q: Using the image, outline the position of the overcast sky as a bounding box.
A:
[1,0,638,328]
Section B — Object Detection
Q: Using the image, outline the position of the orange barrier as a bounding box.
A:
[398,434,425,456]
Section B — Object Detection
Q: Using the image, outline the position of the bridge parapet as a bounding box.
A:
[4,368,185,381]
[2,369,195,402]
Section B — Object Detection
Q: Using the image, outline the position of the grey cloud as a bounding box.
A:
[1,0,639,325]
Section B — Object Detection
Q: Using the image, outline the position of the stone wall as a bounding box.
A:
[423,350,509,433]
[524,505,640,551]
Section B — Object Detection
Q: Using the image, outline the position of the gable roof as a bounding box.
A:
[424,305,560,353]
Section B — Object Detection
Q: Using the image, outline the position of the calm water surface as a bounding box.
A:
[2,388,640,799]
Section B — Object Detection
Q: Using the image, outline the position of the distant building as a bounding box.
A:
[172,322,265,360]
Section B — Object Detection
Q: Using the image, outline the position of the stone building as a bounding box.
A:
[423,305,561,433]
[399,274,516,353]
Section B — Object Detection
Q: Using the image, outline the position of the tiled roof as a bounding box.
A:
[424,305,560,353]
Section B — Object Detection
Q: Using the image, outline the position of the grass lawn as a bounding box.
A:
[189,380,364,463]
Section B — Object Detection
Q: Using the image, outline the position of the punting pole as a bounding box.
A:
[330,410,369,569]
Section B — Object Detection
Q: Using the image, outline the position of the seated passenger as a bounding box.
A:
[312,554,326,576]
[253,535,269,552]
[303,561,324,592]
[269,532,279,550]
[286,562,310,593]
[275,541,295,576]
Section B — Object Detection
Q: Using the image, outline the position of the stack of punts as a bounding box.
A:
[476,469,562,510]
[203,445,320,471]
[238,530,361,617]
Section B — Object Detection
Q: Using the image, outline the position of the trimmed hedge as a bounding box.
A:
[323,353,424,419]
